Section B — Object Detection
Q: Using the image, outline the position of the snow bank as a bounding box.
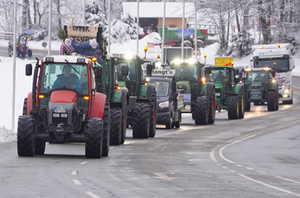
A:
[0,127,16,143]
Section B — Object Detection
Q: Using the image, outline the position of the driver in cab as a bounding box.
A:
[52,65,81,92]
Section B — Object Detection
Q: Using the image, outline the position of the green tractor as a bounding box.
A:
[243,67,279,111]
[92,55,129,146]
[203,64,245,120]
[114,54,157,138]
[170,59,216,125]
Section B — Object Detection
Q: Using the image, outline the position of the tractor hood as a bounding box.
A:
[214,83,223,89]
[50,90,78,103]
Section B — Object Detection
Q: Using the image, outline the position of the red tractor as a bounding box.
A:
[8,34,33,58]
[18,55,108,158]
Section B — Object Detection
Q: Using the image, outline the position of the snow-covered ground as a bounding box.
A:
[0,35,300,143]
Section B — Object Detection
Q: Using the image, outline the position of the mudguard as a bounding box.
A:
[26,92,33,115]
[204,82,215,99]
[91,92,106,119]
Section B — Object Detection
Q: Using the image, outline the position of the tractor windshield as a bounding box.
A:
[205,68,232,84]
[173,63,198,81]
[246,71,269,84]
[39,63,89,95]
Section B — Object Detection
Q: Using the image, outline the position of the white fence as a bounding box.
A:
[0,32,13,40]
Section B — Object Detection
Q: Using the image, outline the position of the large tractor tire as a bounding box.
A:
[238,89,245,119]
[228,95,239,120]
[132,103,150,138]
[85,117,103,158]
[245,101,251,112]
[120,106,127,144]
[34,138,46,155]
[27,49,32,57]
[193,97,209,125]
[110,108,122,145]
[267,91,276,111]
[102,102,110,156]
[208,90,216,124]
[149,91,157,137]
[17,115,35,157]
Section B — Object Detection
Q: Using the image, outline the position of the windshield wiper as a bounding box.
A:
[65,59,80,75]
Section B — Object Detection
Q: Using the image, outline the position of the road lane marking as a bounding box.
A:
[210,119,300,196]
[239,174,300,197]
[71,171,77,176]
[85,191,102,198]
[72,179,82,185]
[154,173,175,181]
[80,161,88,165]
[275,176,300,184]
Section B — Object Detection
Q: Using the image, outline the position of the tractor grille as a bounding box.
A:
[52,113,68,125]
[215,88,221,98]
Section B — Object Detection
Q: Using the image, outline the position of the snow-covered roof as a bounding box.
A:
[122,2,195,18]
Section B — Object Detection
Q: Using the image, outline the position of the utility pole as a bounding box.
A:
[48,0,52,56]
[181,0,185,59]
[12,0,17,130]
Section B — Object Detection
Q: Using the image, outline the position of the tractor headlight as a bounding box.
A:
[159,101,169,108]
[61,113,68,118]
[284,88,289,94]
[53,113,60,118]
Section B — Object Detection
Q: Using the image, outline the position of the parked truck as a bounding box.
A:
[252,43,295,104]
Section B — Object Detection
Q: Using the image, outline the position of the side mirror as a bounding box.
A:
[95,67,102,79]
[271,71,275,78]
[121,65,129,76]
[25,64,32,76]
[146,64,153,77]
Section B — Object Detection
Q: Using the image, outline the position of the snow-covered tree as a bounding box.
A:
[85,2,108,32]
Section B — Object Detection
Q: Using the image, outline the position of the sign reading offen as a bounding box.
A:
[67,26,98,42]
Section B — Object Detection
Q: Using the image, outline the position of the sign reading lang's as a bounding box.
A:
[143,69,175,77]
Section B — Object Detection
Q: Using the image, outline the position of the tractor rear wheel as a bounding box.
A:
[102,102,110,156]
[120,107,127,144]
[27,49,32,57]
[245,101,251,111]
[208,90,216,124]
[238,89,245,119]
[228,95,239,120]
[193,97,209,125]
[17,115,35,157]
[85,117,103,158]
[110,108,122,145]
[267,91,276,111]
[149,90,157,137]
[132,103,150,138]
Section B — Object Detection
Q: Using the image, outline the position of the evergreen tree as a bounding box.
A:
[85,2,108,32]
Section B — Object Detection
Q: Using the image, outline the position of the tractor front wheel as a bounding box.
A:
[193,97,209,125]
[110,108,122,145]
[85,117,103,158]
[17,115,35,157]
[132,103,150,138]
[102,102,110,156]
[267,91,276,111]
[228,95,239,120]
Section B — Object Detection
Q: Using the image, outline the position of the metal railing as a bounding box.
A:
[0,32,13,40]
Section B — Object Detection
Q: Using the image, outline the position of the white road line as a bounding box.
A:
[275,176,300,184]
[85,191,102,198]
[80,161,88,165]
[210,147,219,163]
[72,179,82,185]
[239,174,300,197]
[71,171,77,176]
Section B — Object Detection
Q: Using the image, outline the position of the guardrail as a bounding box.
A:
[0,32,13,40]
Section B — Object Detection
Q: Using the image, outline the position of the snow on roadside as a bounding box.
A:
[0,127,16,143]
